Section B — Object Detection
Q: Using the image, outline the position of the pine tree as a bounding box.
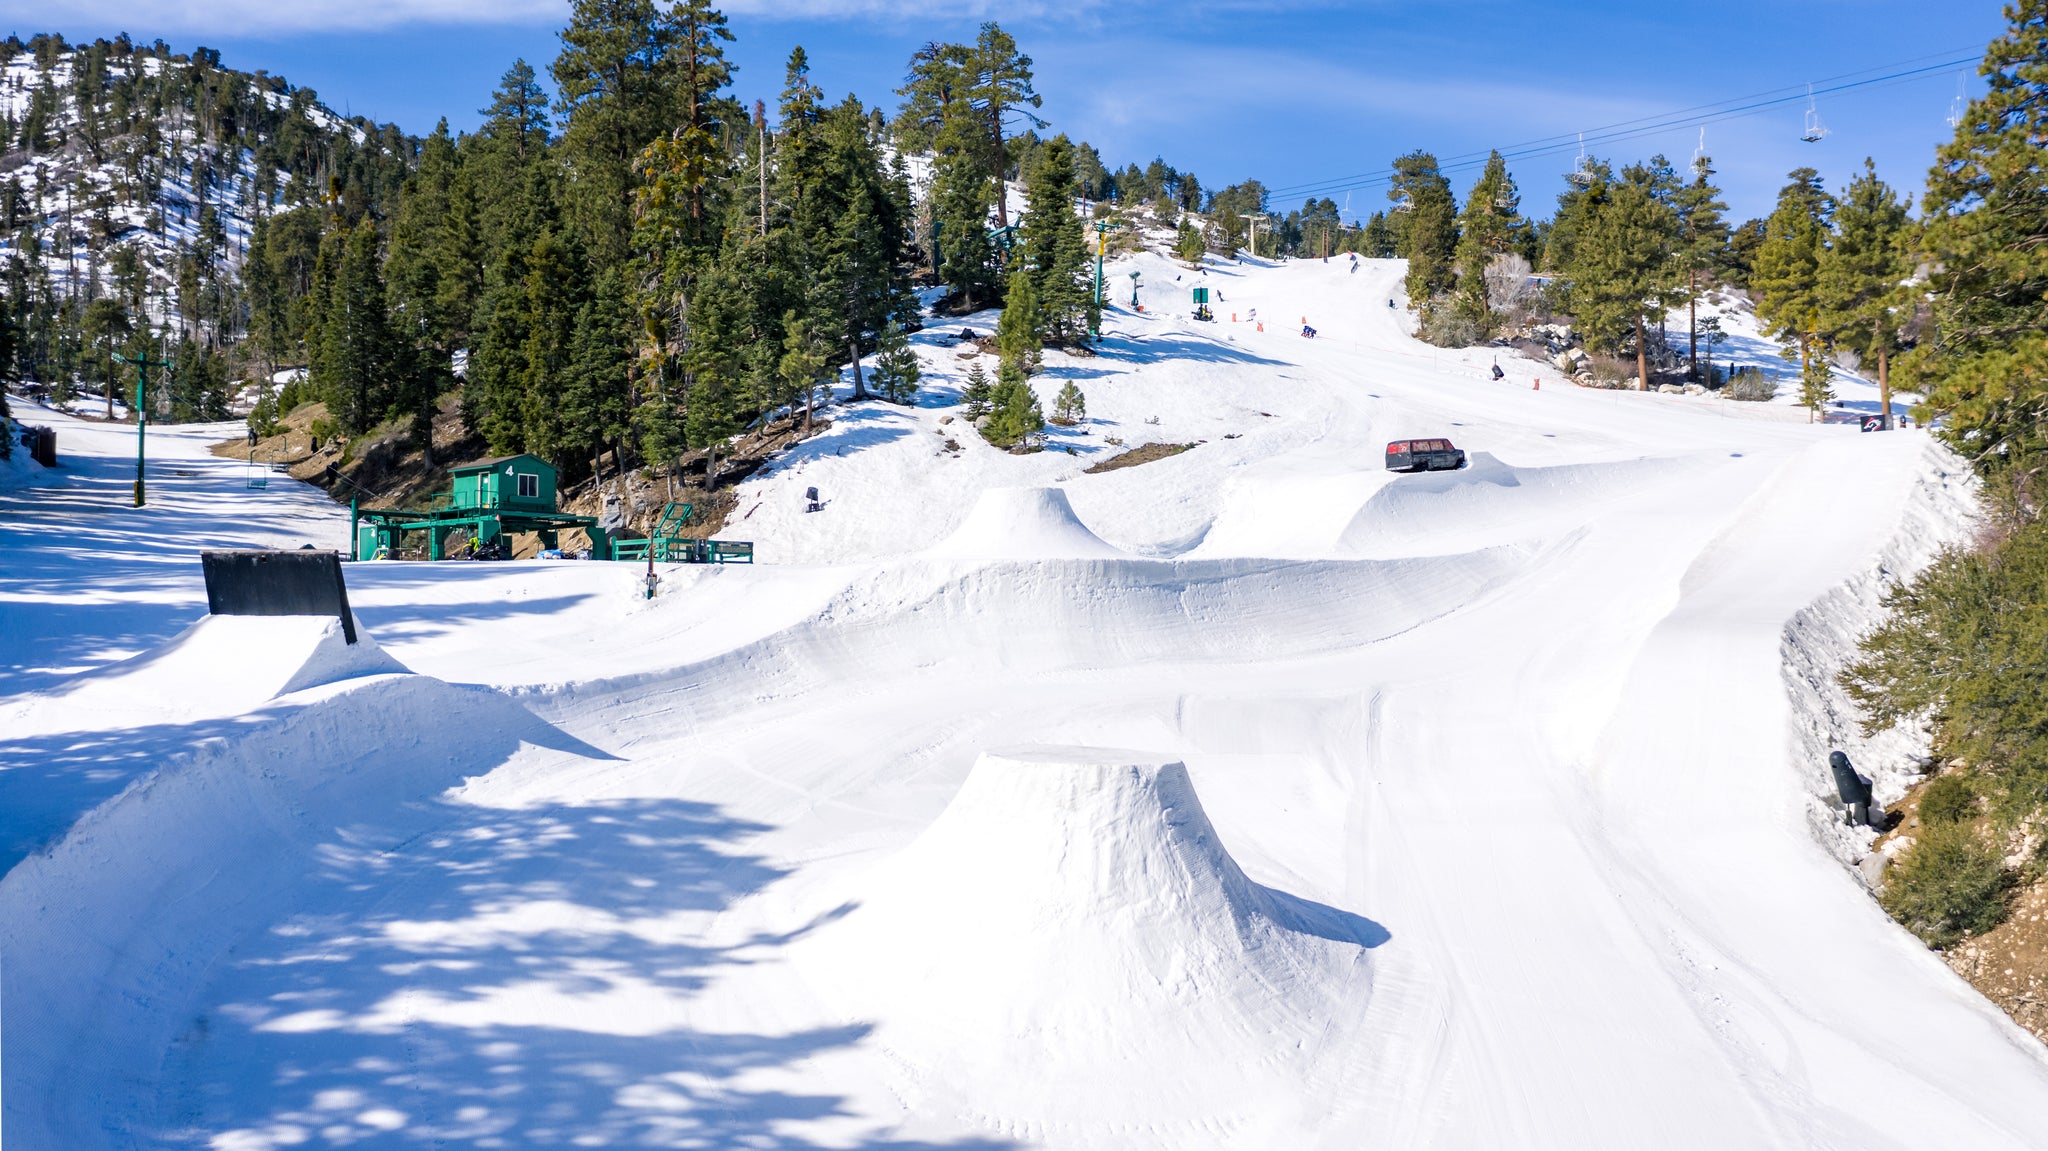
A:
[1020,136,1093,346]
[517,226,586,461]
[1909,1,2048,466]
[1360,211,1395,259]
[1567,161,1680,388]
[1051,379,1085,426]
[310,219,394,435]
[778,309,830,429]
[385,119,463,465]
[553,0,679,268]
[1818,159,1913,424]
[984,358,1042,447]
[961,359,994,418]
[869,320,921,404]
[995,267,1041,372]
[563,266,634,485]
[1798,318,1835,417]
[1752,167,1836,417]
[1451,151,1527,330]
[472,60,551,259]
[1174,214,1206,266]
[1671,154,1730,381]
[1390,152,1457,302]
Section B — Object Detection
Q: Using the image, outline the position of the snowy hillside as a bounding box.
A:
[0,38,370,330]
[5,254,2046,1149]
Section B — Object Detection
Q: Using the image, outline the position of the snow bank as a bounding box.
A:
[793,746,1381,1129]
[1782,437,1980,864]
[922,485,1128,560]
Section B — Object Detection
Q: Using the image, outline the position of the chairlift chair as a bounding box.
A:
[245,450,269,490]
[1801,82,1829,143]
[1566,132,1594,188]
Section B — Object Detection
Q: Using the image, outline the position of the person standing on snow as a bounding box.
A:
[1829,751,1878,827]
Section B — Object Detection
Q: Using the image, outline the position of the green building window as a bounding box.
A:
[517,473,539,498]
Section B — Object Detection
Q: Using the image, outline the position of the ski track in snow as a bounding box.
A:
[2,254,2044,1149]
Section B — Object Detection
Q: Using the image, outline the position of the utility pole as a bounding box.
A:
[115,347,173,507]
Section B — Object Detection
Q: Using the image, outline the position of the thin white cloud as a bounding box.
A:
[0,0,565,35]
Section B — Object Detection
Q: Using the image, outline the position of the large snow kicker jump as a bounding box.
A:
[797,747,1386,1133]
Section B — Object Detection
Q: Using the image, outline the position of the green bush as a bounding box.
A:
[1880,822,2011,947]
[1917,773,1976,825]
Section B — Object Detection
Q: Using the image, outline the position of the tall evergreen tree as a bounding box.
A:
[309,219,394,435]
[995,267,1041,372]
[1451,151,1527,330]
[1908,1,2048,467]
[1019,135,1093,346]
[1389,152,1457,302]
[1671,154,1730,381]
[1752,167,1836,416]
[563,265,634,485]
[1818,158,1913,423]
[1567,161,1680,388]
[553,0,679,268]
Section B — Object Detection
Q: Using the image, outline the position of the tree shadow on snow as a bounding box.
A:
[151,790,1014,1149]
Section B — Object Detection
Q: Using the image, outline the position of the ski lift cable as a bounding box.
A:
[1270,56,1972,199]
[1263,51,1979,201]
[1265,56,1976,202]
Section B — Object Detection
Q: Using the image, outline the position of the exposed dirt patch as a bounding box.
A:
[213,389,837,552]
[1944,875,2048,1043]
[1083,441,1194,474]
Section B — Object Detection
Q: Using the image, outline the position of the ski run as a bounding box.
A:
[5,254,2047,1149]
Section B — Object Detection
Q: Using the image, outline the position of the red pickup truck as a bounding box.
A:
[1385,438,1468,472]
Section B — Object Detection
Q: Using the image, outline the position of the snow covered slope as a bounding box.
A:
[2,253,2044,1149]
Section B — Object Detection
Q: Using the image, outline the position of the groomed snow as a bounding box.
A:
[3,254,2045,1149]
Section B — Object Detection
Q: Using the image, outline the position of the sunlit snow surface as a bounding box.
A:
[3,256,2044,1149]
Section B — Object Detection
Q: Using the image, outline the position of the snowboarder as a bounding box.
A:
[1828,751,1878,828]
[1490,363,1505,381]
[1387,298,1395,308]
[1301,325,1318,339]
[805,486,823,513]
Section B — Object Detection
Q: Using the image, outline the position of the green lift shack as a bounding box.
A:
[350,453,755,565]
[352,454,612,561]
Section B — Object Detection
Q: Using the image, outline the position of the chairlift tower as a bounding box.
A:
[1241,212,1269,260]
[1801,82,1829,143]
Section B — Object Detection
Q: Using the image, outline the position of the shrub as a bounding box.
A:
[1725,366,1777,402]
[1917,772,1977,825]
[1418,298,1484,348]
[1880,822,2011,947]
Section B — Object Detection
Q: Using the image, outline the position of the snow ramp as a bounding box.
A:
[793,746,1383,1134]
[0,615,410,871]
[1334,451,1696,558]
[923,485,1128,560]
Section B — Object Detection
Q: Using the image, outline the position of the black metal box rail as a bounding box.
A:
[200,549,358,645]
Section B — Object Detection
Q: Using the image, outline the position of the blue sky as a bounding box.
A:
[0,1,2008,223]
